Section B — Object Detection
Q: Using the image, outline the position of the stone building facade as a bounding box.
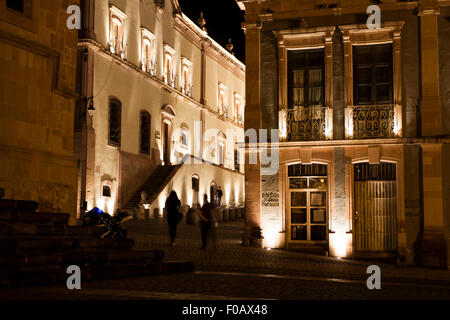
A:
[0,0,80,224]
[76,0,245,219]
[238,0,450,268]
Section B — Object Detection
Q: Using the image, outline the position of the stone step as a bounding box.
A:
[0,199,38,211]
[0,222,104,238]
[0,238,135,253]
[0,260,195,288]
[0,239,77,252]
[0,250,165,269]
[0,211,69,225]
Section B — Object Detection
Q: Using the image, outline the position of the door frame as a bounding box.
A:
[161,105,175,166]
[351,161,399,259]
[285,163,330,246]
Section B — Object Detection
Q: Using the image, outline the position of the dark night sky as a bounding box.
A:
[178,0,245,63]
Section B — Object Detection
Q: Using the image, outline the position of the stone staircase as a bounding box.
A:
[0,199,194,288]
[121,164,182,215]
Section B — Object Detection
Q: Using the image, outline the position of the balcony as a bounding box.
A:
[345,105,402,139]
[279,106,332,142]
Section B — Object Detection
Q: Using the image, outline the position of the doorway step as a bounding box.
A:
[287,243,329,256]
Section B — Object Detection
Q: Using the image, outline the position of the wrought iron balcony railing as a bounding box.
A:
[345,105,402,139]
[279,106,333,142]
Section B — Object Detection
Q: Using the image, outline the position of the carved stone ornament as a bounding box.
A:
[154,0,165,10]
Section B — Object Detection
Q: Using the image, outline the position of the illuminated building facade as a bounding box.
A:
[238,0,450,268]
[76,0,245,219]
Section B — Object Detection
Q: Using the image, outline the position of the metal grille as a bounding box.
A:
[288,164,327,177]
[285,107,328,141]
[354,180,397,253]
[351,105,396,139]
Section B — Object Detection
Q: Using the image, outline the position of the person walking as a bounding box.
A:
[199,194,218,250]
[215,187,223,207]
[165,191,181,247]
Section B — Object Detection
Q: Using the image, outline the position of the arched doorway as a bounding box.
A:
[161,105,175,165]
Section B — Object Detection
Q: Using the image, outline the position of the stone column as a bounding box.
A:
[79,0,96,40]
[419,4,442,136]
[243,21,262,246]
[333,28,345,140]
[329,147,350,257]
[418,2,448,269]
[419,143,448,268]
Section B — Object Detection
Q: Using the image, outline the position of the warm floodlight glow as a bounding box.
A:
[263,224,280,249]
[334,232,347,258]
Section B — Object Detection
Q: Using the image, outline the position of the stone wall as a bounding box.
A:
[439,6,450,135]
[0,0,79,224]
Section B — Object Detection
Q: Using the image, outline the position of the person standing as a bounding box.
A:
[215,187,223,207]
[199,194,218,250]
[165,191,181,247]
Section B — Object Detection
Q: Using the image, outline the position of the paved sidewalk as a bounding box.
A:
[125,219,450,285]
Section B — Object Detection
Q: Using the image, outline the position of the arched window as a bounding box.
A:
[192,175,199,192]
[140,111,151,155]
[109,99,122,147]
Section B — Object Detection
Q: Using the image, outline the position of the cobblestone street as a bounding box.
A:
[2,219,450,300]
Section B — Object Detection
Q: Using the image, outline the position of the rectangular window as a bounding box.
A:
[141,28,155,74]
[109,100,122,147]
[234,150,240,172]
[163,45,175,87]
[140,112,151,155]
[353,44,393,105]
[233,93,241,123]
[218,83,227,115]
[109,6,127,58]
[6,0,24,13]
[181,58,192,96]
[288,49,324,108]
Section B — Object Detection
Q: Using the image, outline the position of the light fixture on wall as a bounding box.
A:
[85,96,95,117]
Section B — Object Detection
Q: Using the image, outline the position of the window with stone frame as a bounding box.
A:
[109,99,122,147]
[353,44,393,105]
[233,93,242,123]
[1,0,34,23]
[180,128,189,148]
[163,44,175,86]
[6,0,24,13]
[140,111,151,155]
[288,49,325,108]
[218,83,227,115]
[109,6,127,58]
[234,149,240,172]
[181,58,192,96]
[217,132,226,167]
[141,28,155,74]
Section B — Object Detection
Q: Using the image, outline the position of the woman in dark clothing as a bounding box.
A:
[199,194,218,250]
[165,191,181,246]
